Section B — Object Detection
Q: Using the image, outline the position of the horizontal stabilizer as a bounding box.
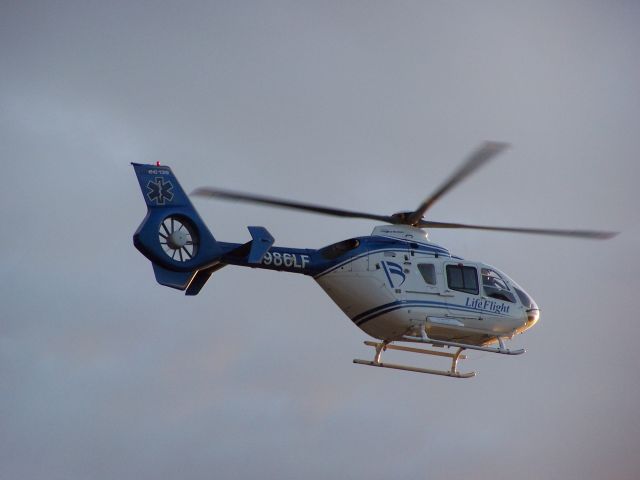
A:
[152,264,196,290]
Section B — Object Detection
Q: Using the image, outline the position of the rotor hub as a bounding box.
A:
[167,230,189,249]
[390,211,422,225]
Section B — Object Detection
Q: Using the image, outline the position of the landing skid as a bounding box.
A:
[353,331,525,378]
[354,341,474,378]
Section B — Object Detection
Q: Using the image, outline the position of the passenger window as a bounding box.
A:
[446,265,479,295]
[417,264,436,285]
[482,268,515,303]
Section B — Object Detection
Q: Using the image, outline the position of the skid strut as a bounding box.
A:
[353,341,476,378]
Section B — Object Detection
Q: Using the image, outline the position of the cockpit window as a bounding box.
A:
[485,265,539,310]
[482,268,515,303]
[446,265,479,295]
[417,264,436,285]
[319,238,360,260]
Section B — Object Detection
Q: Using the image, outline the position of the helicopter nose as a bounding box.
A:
[526,308,540,327]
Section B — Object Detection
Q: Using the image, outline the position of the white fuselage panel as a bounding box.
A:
[315,243,530,345]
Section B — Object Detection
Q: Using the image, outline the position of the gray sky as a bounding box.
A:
[1,1,639,479]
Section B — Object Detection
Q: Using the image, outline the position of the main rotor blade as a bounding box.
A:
[407,141,509,225]
[191,187,395,223]
[417,220,618,240]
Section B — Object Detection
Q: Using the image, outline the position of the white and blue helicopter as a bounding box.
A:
[132,142,616,378]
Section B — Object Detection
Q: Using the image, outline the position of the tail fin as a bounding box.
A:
[131,163,223,291]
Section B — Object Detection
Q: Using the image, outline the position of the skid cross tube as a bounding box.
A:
[363,341,467,359]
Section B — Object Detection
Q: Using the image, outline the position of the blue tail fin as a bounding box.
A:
[131,163,223,291]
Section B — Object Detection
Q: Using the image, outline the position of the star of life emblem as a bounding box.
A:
[146,177,174,205]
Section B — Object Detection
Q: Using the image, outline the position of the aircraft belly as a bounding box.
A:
[428,314,520,339]
[357,309,412,340]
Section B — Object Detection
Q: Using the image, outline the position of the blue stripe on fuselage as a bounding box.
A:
[351,299,513,326]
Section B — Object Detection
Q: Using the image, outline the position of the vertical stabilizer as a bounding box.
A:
[131,163,223,291]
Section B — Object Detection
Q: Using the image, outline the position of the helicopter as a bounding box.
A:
[131,142,617,378]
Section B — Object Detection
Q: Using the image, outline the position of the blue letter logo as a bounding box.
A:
[381,261,406,288]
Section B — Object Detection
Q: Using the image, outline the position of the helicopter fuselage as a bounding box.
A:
[217,225,539,347]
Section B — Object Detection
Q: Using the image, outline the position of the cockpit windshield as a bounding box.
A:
[481,268,516,303]
[484,265,538,310]
[513,287,538,310]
